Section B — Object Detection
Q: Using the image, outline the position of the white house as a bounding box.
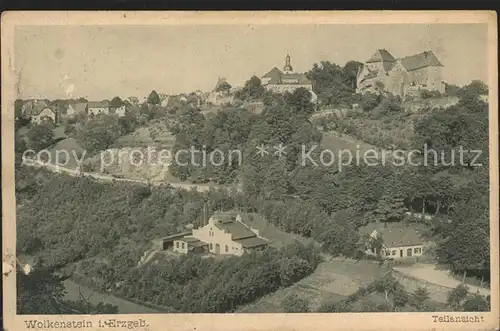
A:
[66,102,88,118]
[88,101,110,116]
[172,212,270,256]
[31,104,56,124]
[111,105,126,117]
[360,222,425,259]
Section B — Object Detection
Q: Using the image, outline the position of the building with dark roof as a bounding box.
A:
[357,49,445,97]
[359,222,426,259]
[30,102,56,124]
[172,211,270,256]
[261,54,317,103]
[88,100,110,116]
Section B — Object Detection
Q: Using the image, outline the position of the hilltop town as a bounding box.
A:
[14,49,491,315]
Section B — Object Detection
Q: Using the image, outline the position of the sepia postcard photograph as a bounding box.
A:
[2,10,498,331]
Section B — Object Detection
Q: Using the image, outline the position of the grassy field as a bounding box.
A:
[46,138,86,170]
[321,131,377,154]
[113,121,175,149]
[237,258,388,313]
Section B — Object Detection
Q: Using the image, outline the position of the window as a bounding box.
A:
[392,250,396,256]
[176,242,179,248]
[225,245,228,252]
[181,242,185,249]
[414,247,421,254]
[210,243,213,250]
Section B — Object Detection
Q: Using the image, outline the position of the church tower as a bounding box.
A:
[283,54,294,73]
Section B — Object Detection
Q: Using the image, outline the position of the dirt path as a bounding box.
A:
[394,264,490,296]
[22,157,221,192]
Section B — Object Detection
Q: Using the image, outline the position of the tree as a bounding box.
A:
[372,194,408,222]
[285,87,314,117]
[306,60,361,106]
[371,272,406,311]
[359,92,381,111]
[17,265,119,314]
[462,293,489,312]
[127,96,139,105]
[410,287,431,310]
[27,124,54,151]
[215,81,232,93]
[446,284,469,311]
[15,99,24,119]
[465,80,488,96]
[315,215,360,257]
[17,265,66,314]
[110,96,124,109]
[281,293,310,313]
[77,115,122,153]
[236,76,265,101]
[342,61,364,90]
[147,90,161,105]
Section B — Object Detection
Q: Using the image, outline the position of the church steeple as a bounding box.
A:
[283,54,293,73]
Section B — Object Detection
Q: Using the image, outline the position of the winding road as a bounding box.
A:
[22,157,221,192]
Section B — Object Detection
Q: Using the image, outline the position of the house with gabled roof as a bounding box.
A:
[359,222,426,259]
[88,100,110,116]
[30,102,56,125]
[66,102,88,118]
[357,49,445,97]
[172,211,270,256]
[261,54,317,103]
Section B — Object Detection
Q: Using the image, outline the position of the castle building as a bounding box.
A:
[356,49,445,97]
[261,54,318,103]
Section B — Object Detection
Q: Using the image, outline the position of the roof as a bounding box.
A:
[382,227,423,247]
[211,211,240,223]
[235,236,270,248]
[366,49,396,63]
[22,101,34,113]
[152,231,193,243]
[178,236,202,243]
[363,70,379,80]
[31,103,54,116]
[215,220,256,240]
[262,67,283,79]
[71,102,88,113]
[262,66,311,86]
[177,237,208,248]
[262,67,285,84]
[401,51,443,71]
[382,61,397,72]
[359,222,425,248]
[88,100,110,109]
[281,73,311,85]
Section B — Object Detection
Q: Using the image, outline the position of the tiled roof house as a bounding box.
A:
[359,222,426,259]
[172,211,270,256]
[357,49,445,97]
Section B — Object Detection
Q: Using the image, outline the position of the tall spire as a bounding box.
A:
[283,53,293,73]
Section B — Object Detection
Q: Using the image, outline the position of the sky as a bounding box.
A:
[14,24,488,100]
